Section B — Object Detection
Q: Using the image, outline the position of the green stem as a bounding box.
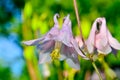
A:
[92,62,103,80]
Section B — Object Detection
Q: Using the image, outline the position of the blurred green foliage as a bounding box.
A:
[0,0,120,80]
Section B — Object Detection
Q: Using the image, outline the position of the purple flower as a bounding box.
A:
[23,14,85,69]
[86,18,120,54]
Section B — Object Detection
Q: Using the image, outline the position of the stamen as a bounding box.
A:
[50,49,60,60]
[50,41,62,60]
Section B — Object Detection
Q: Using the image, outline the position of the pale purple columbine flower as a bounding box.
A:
[23,13,60,63]
[86,17,120,54]
[23,14,85,69]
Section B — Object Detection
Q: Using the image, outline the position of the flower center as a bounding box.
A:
[50,41,62,60]
[50,48,60,60]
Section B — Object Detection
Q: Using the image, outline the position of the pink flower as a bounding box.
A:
[75,36,84,49]
[23,14,85,69]
[86,17,120,54]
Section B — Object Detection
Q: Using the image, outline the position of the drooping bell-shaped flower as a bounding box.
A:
[86,17,120,54]
[23,14,85,69]
[23,13,60,64]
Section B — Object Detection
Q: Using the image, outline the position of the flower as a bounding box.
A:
[23,14,85,69]
[23,13,60,64]
[86,17,120,54]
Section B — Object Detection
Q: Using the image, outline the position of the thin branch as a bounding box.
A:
[73,0,82,38]
[73,0,89,53]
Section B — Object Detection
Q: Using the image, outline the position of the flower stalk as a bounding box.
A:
[73,0,84,44]
[73,0,89,54]
[92,61,103,80]
[73,1,103,80]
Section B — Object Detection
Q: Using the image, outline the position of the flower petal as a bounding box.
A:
[95,33,111,54]
[97,44,112,54]
[86,19,98,53]
[44,14,60,41]
[66,58,80,70]
[22,38,44,46]
[60,44,69,60]
[59,54,67,61]
[38,41,55,64]
[58,14,73,47]
[39,52,51,64]
[108,30,120,50]
[60,44,80,69]
[71,39,87,58]
[44,26,59,41]
[75,36,84,48]
[97,18,108,46]
[37,40,55,53]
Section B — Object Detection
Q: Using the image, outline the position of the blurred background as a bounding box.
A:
[0,0,120,80]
